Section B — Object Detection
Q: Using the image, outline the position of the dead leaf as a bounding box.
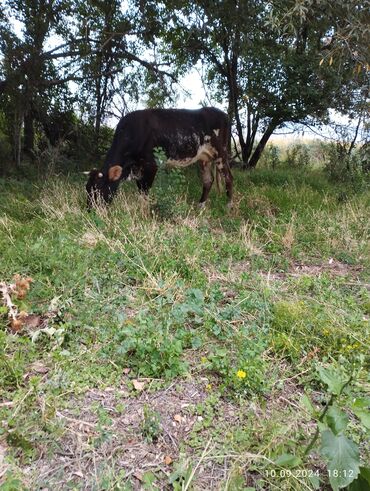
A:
[73,471,84,478]
[173,414,182,423]
[133,472,143,482]
[132,379,145,392]
[123,367,131,375]
[29,361,49,374]
[24,314,43,330]
[80,232,99,247]
[10,318,23,333]
[164,455,173,465]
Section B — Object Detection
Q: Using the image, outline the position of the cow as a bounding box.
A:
[85,107,233,209]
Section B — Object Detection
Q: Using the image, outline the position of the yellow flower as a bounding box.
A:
[206,383,212,391]
[236,369,247,379]
[201,356,208,364]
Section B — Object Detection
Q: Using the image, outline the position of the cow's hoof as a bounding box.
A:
[226,201,233,210]
[198,202,206,209]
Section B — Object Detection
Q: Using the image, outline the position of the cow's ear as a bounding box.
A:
[108,165,123,182]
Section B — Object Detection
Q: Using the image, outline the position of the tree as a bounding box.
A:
[0,0,176,168]
[140,0,368,167]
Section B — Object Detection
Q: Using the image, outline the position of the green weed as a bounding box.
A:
[0,165,368,490]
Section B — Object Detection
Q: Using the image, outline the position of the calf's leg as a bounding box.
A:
[222,162,233,206]
[199,161,214,205]
[136,160,157,194]
[215,155,233,207]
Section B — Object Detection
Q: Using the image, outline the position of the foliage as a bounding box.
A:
[113,313,189,379]
[0,0,175,170]
[139,0,367,167]
[0,166,368,489]
[284,143,311,168]
[259,144,281,169]
[300,361,369,490]
[322,143,369,189]
[272,0,370,70]
[141,404,162,443]
[151,146,187,219]
[1,0,368,173]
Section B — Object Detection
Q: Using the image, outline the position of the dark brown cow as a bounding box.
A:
[86,107,233,208]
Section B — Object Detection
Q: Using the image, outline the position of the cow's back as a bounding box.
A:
[121,107,228,134]
[104,107,230,169]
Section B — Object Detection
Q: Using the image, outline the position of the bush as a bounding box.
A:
[322,143,368,189]
[284,142,311,168]
[151,146,187,219]
[260,144,281,169]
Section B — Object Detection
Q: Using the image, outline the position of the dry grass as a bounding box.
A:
[18,370,317,491]
[1,169,369,490]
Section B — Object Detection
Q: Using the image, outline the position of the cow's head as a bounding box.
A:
[85,165,123,209]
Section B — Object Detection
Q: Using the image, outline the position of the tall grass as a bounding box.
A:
[0,165,369,490]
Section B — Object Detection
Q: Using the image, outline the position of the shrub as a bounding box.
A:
[151,146,187,219]
[113,314,189,379]
[284,143,311,168]
[260,144,281,169]
[322,143,368,189]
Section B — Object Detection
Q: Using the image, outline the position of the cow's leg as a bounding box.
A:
[222,162,233,206]
[199,161,214,205]
[136,160,157,194]
[215,156,233,207]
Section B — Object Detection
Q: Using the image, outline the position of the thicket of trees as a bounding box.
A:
[0,0,368,174]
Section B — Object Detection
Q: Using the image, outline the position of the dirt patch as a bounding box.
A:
[260,259,365,282]
[28,380,214,489]
[291,259,364,277]
[203,259,251,284]
[16,372,315,490]
[205,258,365,285]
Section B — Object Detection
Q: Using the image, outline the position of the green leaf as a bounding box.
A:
[352,398,370,430]
[348,467,370,491]
[325,405,349,435]
[352,408,370,431]
[301,393,315,416]
[0,476,24,491]
[308,474,321,490]
[320,429,360,490]
[274,453,302,468]
[317,366,347,395]
[142,471,156,489]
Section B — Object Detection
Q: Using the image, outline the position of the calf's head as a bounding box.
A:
[85,165,123,209]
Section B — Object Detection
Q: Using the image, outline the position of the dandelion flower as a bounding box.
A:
[236,369,247,379]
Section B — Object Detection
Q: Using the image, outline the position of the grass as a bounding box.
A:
[0,165,369,490]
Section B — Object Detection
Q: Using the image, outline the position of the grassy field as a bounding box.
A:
[0,165,369,490]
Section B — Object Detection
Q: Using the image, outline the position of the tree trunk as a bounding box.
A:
[245,119,279,168]
[0,80,7,95]
[240,138,253,165]
[23,110,35,157]
[13,109,23,169]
